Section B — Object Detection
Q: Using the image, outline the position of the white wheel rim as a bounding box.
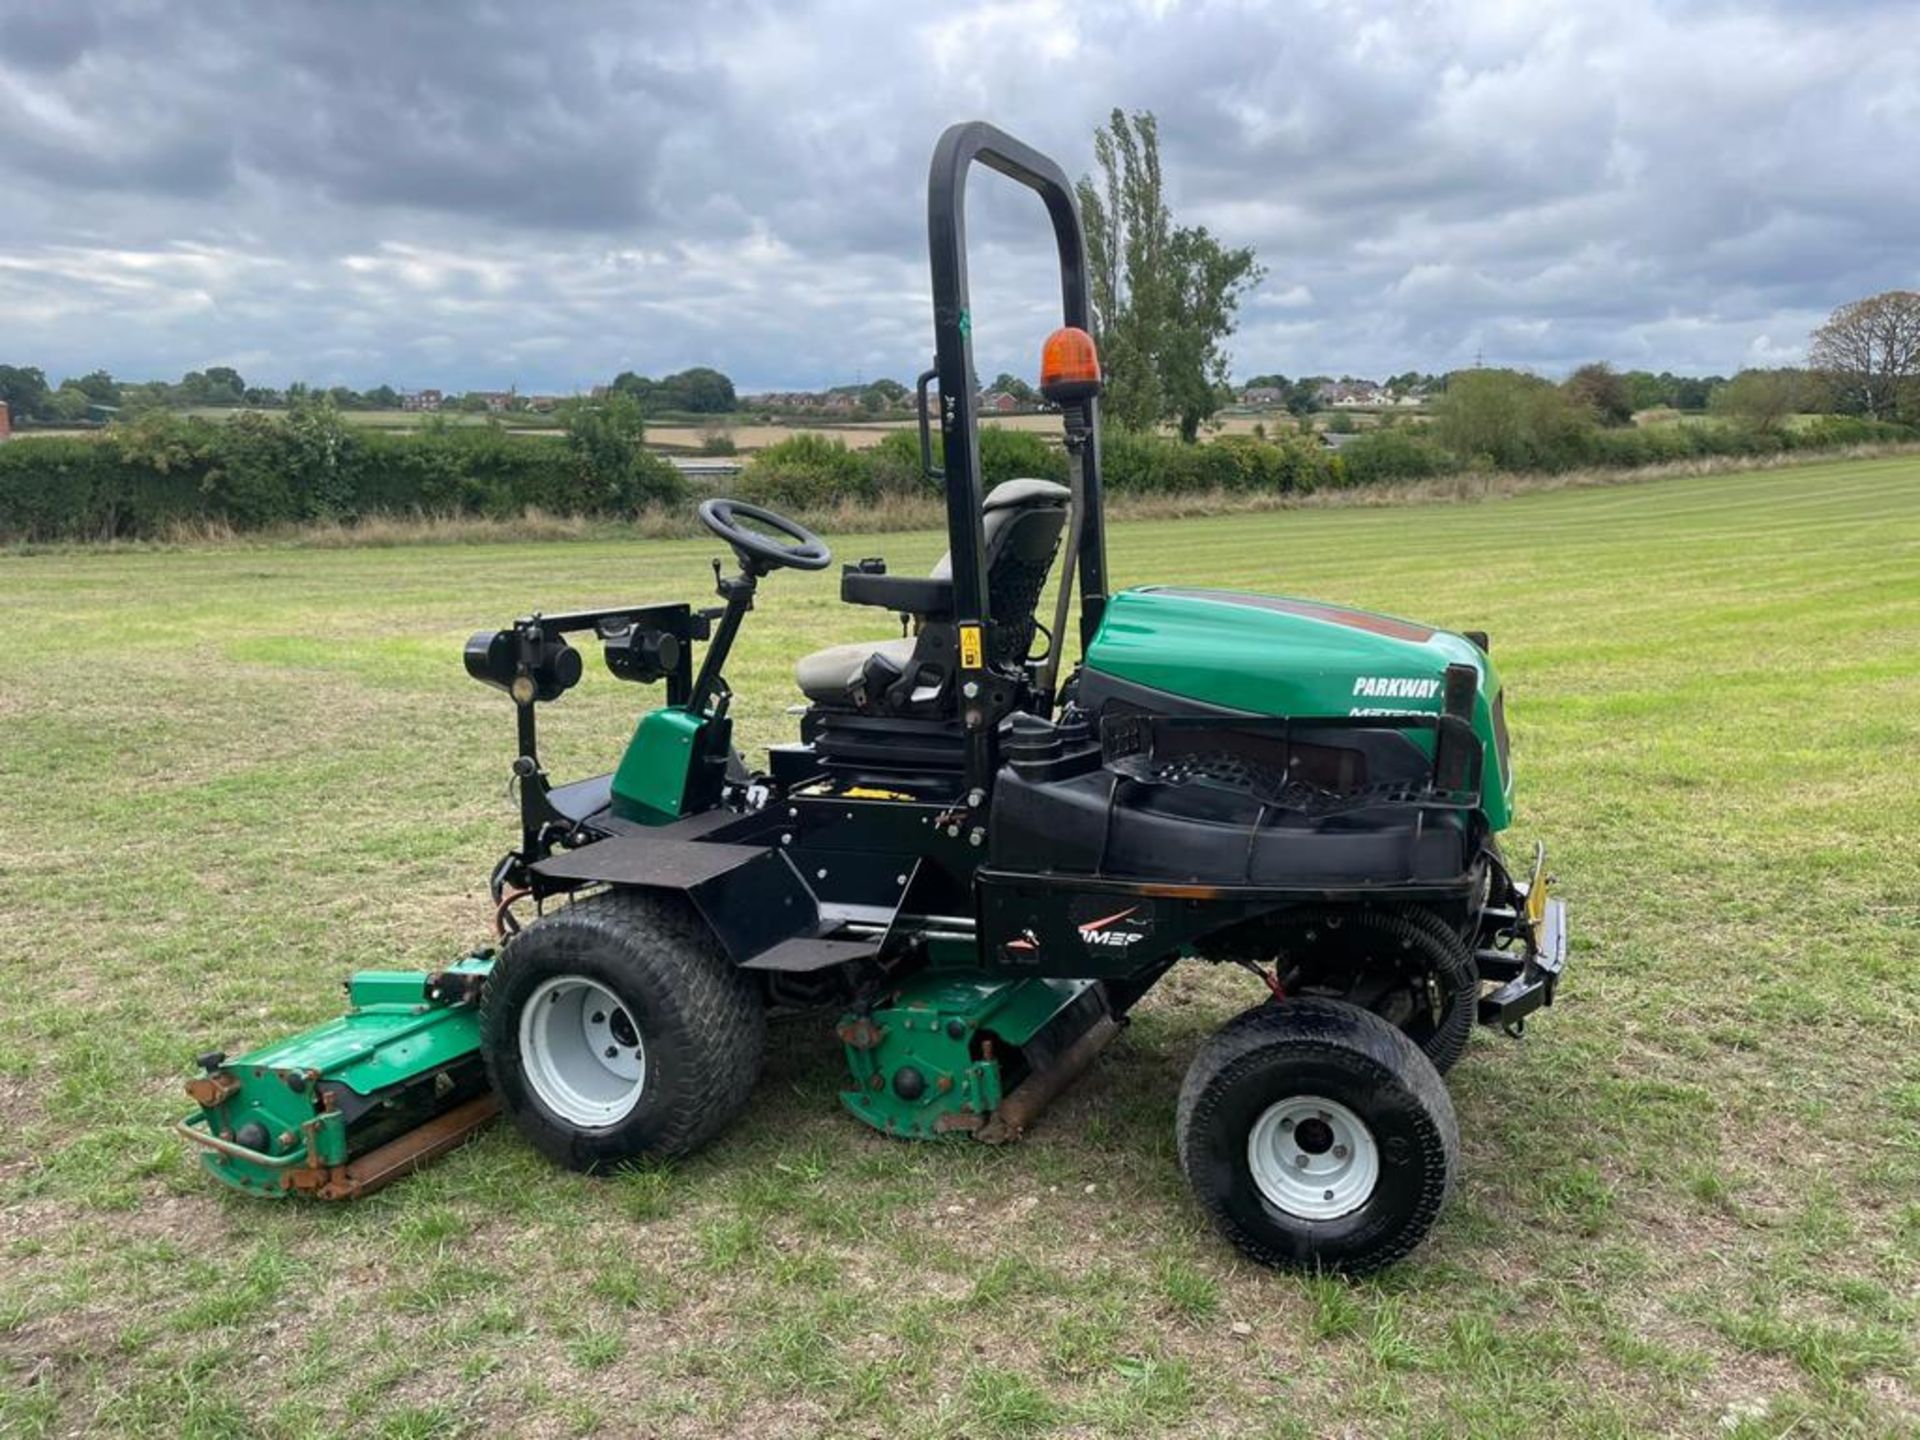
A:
[519,975,646,1128]
[1246,1095,1380,1220]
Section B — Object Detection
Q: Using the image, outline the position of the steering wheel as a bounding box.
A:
[697,498,833,573]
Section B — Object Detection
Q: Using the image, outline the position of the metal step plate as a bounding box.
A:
[740,936,882,973]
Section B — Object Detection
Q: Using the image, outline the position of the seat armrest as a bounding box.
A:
[840,570,954,616]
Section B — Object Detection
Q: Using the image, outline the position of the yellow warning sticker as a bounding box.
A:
[959,623,983,669]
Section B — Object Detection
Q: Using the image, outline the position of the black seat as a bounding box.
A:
[794,478,1070,712]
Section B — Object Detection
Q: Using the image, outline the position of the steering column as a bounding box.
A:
[687,498,833,717]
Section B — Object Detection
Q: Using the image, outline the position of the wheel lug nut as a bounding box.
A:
[1333,1145,1348,1159]
[1323,1189,1334,1201]
[604,1046,618,1058]
[1279,1118,1293,1131]
[591,1011,606,1024]
[1294,1154,1309,1169]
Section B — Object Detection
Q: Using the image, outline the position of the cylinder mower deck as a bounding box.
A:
[180,958,496,1199]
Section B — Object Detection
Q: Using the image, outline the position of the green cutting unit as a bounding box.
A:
[182,121,1567,1273]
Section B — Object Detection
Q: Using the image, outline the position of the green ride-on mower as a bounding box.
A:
[180,122,1567,1273]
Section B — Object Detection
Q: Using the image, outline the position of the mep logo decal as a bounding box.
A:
[1072,901,1154,952]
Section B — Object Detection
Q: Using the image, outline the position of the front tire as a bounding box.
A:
[1176,998,1458,1274]
[482,891,764,1171]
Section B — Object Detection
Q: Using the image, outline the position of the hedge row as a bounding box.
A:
[4,403,1912,545]
[0,404,683,542]
[737,411,1916,513]
[735,428,1070,509]
[736,426,1343,508]
[1337,412,1915,486]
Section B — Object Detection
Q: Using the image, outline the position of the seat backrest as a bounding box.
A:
[932,478,1069,666]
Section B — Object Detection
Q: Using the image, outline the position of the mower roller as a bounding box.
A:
[182,122,1568,1273]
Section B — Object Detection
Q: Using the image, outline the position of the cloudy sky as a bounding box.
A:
[2,0,1914,395]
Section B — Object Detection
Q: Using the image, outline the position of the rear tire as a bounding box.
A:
[1176,998,1458,1274]
[1275,906,1479,1075]
[482,890,764,1171]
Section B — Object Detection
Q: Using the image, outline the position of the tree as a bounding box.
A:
[610,371,655,406]
[1810,290,1920,420]
[608,367,737,414]
[118,379,172,414]
[659,367,737,414]
[1671,374,1723,411]
[1432,369,1588,471]
[364,384,399,410]
[1562,362,1634,426]
[72,370,121,406]
[1709,369,1808,434]
[1076,109,1263,439]
[1286,376,1328,415]
[990,373,1036,404]
[621,367,729,414]
[557,392,682,510]
[1622,370,1666,412]
[178,369,244,405]
[203,366,246,404]
[45,386,92,424]
[0,365,50,421]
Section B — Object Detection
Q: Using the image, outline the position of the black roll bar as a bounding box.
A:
[925,121,1110,791]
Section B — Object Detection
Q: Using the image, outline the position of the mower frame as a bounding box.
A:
[183,120,1567,1274]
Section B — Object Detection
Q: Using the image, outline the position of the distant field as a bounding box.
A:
[182,407,566,433]
[1633,409,1832,433]
[649,411,1311,451]
[0,455,1914,1438]
[7,406,1370,454]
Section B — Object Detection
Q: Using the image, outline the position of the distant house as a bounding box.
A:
[475,390,516,413]
[754,391,822,411]
[1316,381,1390,408]
[1239,386,1286,406]
[399,389,443,412]
[527,395,566,413]
[981,391,1020,414]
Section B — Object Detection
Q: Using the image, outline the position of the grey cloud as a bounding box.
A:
[0,0,1913,391]
[3,8,102,71]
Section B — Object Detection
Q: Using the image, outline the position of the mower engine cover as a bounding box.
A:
[1083,587,1513,829]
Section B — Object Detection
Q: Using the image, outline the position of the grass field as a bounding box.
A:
[1,456,1916,1438]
